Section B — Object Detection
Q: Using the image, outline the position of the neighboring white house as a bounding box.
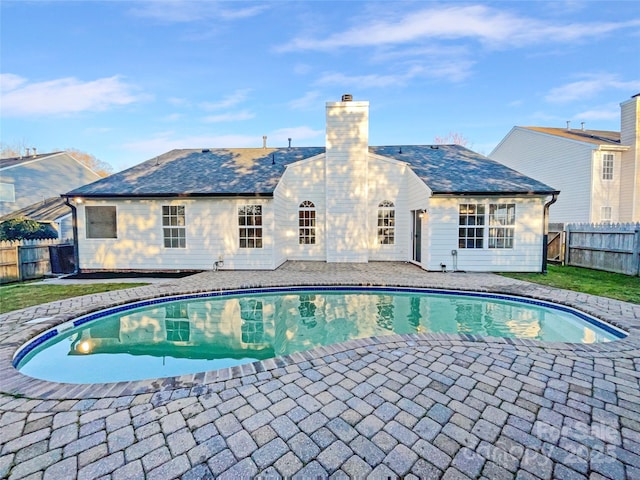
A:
[0,151,103,217]
[65,96,558,273]
[0,197,73,242]
[491,94,639,224]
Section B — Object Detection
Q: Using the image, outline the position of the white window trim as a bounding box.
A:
[162,205,186,248]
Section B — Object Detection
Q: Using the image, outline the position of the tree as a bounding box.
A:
[434,132,470,147]
[64,149,112,177]
[0,218,58,241]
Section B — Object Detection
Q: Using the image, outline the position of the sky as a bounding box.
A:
[1,1,639,173]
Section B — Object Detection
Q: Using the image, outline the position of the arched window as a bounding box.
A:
[299,201,316,245]
[377,200,395,245]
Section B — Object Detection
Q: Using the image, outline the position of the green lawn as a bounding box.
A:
[0,282,149,314]
[501,265,640,304]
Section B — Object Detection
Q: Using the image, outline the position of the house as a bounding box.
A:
[65,96,558,273]
[0,151,103,217]
[0,197,74,242]
[490,94,639,224]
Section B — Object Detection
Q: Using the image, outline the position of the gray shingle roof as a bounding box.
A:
[66,144,557,198]
[0,197,70,223]
[371,145,557,194]
[67,148,325,197]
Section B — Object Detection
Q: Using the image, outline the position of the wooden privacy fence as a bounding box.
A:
[0,239,61,283]
[564,223,640,276]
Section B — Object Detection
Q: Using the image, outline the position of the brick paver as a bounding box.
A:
[1,262,639,479]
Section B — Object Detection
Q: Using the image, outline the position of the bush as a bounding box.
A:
[0,217,58,241]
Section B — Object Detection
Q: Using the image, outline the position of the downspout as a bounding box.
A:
[63,196,80,274]
[542,193,559,274]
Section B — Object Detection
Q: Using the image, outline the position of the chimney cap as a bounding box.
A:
[341,94,353,102]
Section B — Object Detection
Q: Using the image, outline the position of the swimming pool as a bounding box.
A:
[14,286,626,384]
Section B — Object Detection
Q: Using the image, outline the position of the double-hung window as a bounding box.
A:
[458,204,485,248]
[162,205,186,248]
[299,201,316,244]
[239,205,262,248]
[377,200,395,245]
[488,204,515,249]
[602,154,614,180]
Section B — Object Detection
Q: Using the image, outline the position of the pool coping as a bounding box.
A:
[1,264,639,401]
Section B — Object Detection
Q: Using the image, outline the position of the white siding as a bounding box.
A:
[427,196,545,272]
[325,101,369,262]
[620,96,640,221]
[77,198,276,271]
[406,169,432,267]
[275,156,327,262]
[591,151,622,222]
[491,128,593,223]
[367,156,411,261]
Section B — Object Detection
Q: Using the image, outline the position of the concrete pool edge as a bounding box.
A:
[1,263,639,401]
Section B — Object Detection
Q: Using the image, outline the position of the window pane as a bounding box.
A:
[86,206,117,238]
[240,205,263,248]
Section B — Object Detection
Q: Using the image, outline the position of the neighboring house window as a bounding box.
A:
[601,206,612,222]
[239,205,262,248]
[458,204,484,248]
[377,200,395,245]
[162,205,186,248]
[488,204,515,249]
[0,183,15,202]
[602,154,614,180]
[86,206,117,238]
[299,201,316,245]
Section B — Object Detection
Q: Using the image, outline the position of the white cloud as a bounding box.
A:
[0,73,26,91]
[574,105,620,121]
[203,111,255,122]
[129,1,268,23]
[276,5,640,52]
[123,125,323,158]
[269,126,323,145]
[122,132,260,156]
[1,74,146,117]
[288,91,322,110]
[315,62,473,89]
[545,74,640,103]
[200,89,251,111]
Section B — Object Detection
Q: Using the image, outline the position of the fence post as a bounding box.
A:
[16,245,22,282]
[634,228,640,277]
[563,224,571,266]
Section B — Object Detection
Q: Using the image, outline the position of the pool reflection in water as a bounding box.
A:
[17,290,622,384]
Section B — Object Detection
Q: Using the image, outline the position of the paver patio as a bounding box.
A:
[1,262,639,479]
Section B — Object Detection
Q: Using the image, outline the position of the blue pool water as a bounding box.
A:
[15,287,626,384]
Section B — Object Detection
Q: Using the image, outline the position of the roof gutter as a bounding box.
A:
[63,196,80,275]
[542,193,559,274]
[431,190,560,197]
[62,192,276,199]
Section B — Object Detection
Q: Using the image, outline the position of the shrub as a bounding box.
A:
[0,217,58,241]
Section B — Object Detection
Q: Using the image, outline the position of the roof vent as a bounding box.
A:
[566,121,571,131]
[202,148,210,153]
[288,138,292,149]
[341,94,353,102]
[581,122,585,131]
[262,135,267,149]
